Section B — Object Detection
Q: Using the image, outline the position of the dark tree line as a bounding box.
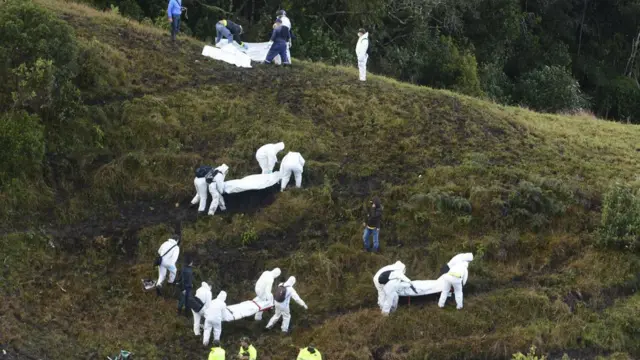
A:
[91,0,640,122]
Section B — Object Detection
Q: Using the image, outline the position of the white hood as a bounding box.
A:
[270,268,282,278]
[201,282,211,290]
[283,276,296,287]
[216,290,227,302]
[274,142,285,153]
[447,253,474,268]
[216,164,229,176]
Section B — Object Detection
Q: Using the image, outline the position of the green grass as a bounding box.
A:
[2,0,640,358]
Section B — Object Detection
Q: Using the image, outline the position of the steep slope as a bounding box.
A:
[1,1,640,359]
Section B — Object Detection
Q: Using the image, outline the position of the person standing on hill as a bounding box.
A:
[355,28,369,81]
[167,0,183,42]
[276,10,295,63]
[266,276,308,333]
[263,18,291,65]
[363,197,382,252]
[155,236,180,295]
[176,253,194,316]
[255,142,285,174]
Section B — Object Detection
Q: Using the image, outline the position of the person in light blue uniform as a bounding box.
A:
[167,0,183,42]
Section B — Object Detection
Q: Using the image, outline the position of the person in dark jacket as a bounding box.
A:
[177,252,194,315]
[215,19,247,49]
[264,18,291,65]
[362,197,382,252]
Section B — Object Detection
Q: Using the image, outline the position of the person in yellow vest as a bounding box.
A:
[237,336,257,360]
[297,345,322,360]
[208,340,225,360]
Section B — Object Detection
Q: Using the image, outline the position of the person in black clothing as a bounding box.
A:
[177,252,194,316]
[362,197,382,252]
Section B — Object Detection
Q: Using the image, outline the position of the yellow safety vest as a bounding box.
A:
[208,347,225,360]
[238,344,257,360]
[297,348,322,360]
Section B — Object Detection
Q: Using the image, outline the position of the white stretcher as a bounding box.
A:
[202,41,283,69]
[396,275,447,297]
[222,297,274,322]
[223,172,282,194]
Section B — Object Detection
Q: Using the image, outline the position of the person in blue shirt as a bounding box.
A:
[264,18,291,65]
[167,0,183,42]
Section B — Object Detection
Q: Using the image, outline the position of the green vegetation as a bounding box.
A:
[82,0,640,122]
[1,0,640,359]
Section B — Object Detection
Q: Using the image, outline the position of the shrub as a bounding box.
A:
[76,37,130,99]
[594,76,640,123]
[512,345,547,360]
[501,178,574,231]
[599,184,640,252]
[515,65,589,113]
[0,111,45,185]
[0,0,78,111]
[479,61,514,104]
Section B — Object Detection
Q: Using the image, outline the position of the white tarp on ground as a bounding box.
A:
[223,297,274,322]
[201,42,283,68]
[397,276,447,297]
[224,172,282,194]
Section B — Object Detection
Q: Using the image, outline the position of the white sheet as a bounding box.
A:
[223,297,274,322]
[202,42,283,68]
[223,172,282,194]
[397,276,447,297]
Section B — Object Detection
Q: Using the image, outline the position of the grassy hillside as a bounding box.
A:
[2,1,640,359]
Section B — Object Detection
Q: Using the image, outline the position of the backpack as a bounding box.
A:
[377,270,392,285]
[195,165,213,178]
[187,295,205,313]
[274,285,288,302]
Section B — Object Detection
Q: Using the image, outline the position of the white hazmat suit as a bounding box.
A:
[438,262,469,310]
[156,238,180,287]
[447,253,474,269]
[356,32,369,81]
[256,142,285,174]
[207,164,229,216]
[192,282,213,336]
[279,152,305,191]
[254,267,282,320]
[266,276,307,332]
[191,169,210,212]
[373,261,414,315]
[203,290,227,345]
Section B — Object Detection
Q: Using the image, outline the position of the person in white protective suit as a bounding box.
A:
[279,152,305,191]
[440,252,474,275]
[266,276,308,333]
[254,267,282,320]
[156,237,180,291]
[191,165,215,214]
[355,28,369,82]
[203,290,227,345]
[438,261,469,310]
[207,164,229,216]
[256,142,285,174]
[373,261,417,315]
[192,282,213,336]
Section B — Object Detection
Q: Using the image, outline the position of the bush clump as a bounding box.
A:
[515,65,589,113]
